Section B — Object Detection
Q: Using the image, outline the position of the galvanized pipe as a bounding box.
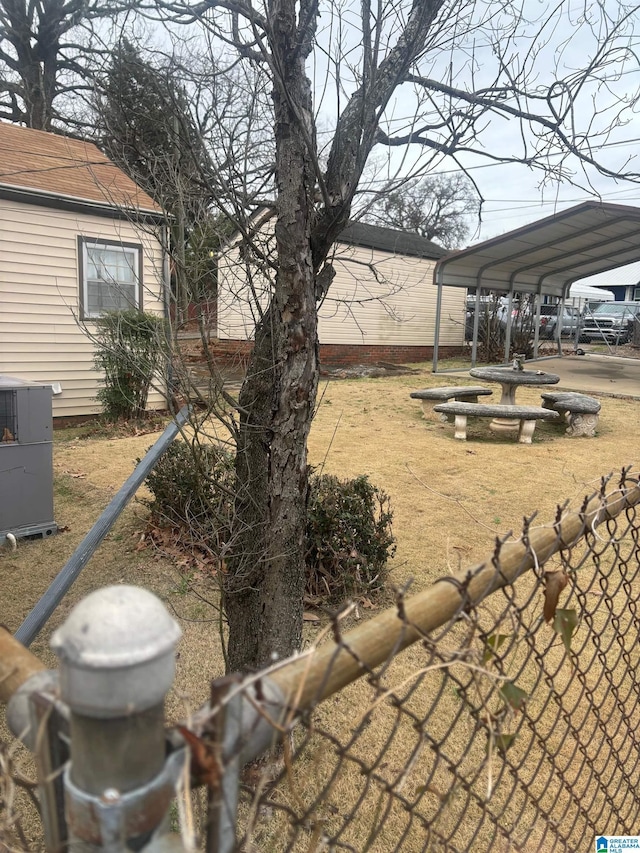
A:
[50,585,183,851]
[68,705,166,795]
[15,405,190,648]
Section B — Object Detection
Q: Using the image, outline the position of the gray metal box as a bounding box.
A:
[0,381,56,542]
[0,442,55,531]
[0,386,52,443]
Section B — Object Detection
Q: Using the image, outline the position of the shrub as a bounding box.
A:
[93,310,167,420]
[144,447,396,605]
[305,474,396,604]
[144,440,235,537]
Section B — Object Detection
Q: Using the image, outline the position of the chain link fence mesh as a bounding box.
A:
[226,469,640,852]
[2,469,640,852]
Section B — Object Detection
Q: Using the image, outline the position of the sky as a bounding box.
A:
[464,146,640,243]
[107,0,640,252]
[327,0,640,245]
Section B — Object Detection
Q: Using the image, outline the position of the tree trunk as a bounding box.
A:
[224,0,319,673]
[222,0,446,674]
[225,305,318,672]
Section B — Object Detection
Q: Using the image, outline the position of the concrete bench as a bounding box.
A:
[410,386,493,421]
[540,392,601,437]
[433,402,559,443]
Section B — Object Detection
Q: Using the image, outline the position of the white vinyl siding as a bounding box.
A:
[318,243,463,346]
[217,236,465,348]
[0,200,166,417]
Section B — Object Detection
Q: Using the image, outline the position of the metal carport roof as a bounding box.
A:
[432,201,640,369]
[434,201,640,298]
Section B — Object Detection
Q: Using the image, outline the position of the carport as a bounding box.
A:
[432,201,640,371]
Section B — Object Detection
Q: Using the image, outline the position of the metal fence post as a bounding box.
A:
[50,585,184,851]
[15,405,191,648]
[206,677,243,853]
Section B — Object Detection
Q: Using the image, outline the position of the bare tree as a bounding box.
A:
[144,0,640,673]
[0,0,136,130]
[362,173,480,248]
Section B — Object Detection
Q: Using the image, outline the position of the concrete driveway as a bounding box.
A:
[535,352,640,399]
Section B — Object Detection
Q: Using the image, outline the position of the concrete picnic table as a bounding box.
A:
[469,366,560,433]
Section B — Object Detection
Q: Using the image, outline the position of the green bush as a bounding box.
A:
[144,440,234,535]
[305,474,396,604]
[93,310,167,420]
[144,447,396,605]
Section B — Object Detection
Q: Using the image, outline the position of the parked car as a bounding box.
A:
[580,301,640,344]
[465,296,534,342]
[538,305,581,338]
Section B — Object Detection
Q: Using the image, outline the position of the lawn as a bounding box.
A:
[2,363,639,850]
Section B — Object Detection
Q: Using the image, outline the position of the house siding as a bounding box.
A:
[216,234,465,362]
[0,199,166,417]
[318,243,463,347]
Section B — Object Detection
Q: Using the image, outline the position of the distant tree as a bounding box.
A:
[0,0,133,130]
[96,39,210,219]
[95,40,224,317]
[363,174,479,248]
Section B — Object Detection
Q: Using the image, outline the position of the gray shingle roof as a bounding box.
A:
[338,221,447,259]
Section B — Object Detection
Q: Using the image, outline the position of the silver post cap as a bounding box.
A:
[50,586,182,717]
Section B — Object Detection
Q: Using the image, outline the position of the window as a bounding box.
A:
[79,238,142,319]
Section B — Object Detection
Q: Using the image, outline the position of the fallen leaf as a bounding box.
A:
[543,569,569,623]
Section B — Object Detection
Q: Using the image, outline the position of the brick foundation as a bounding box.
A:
[320,343,437,367]
[206,339,462,369]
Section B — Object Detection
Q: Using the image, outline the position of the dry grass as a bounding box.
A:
[1,360,639,850]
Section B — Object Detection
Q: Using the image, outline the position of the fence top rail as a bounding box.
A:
[263,468,640,710]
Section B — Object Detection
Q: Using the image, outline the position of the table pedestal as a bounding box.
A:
[489,383,520,433]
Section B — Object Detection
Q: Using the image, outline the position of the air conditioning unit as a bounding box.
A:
[0,376,57,544]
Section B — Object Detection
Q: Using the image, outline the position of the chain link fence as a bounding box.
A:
[211,468,640,852]
[2,468,640,851]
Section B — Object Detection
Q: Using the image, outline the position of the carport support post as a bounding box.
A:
[533,296,542,359]
[555,297,566,355]
[503,291,514,362]
[471,289,482,367]
[432,270,444,372]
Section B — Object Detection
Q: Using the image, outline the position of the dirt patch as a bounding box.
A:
[319,361,423,379]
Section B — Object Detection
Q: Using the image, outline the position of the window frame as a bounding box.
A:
[78,236,143,320]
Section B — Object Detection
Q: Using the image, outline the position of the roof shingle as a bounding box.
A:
[0,122,161,212]
[339,221,447,259]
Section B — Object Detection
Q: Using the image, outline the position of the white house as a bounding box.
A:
[0,122,168,419]
[572,262,640,303]
[216,219,465,366]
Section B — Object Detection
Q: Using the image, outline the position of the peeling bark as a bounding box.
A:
[225,0,319,672]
